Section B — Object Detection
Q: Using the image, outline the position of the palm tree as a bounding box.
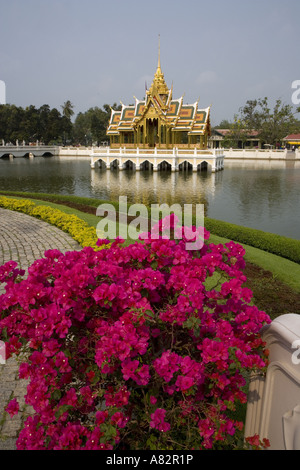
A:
[61,100,74,121]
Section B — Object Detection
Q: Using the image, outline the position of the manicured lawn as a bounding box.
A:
[209,233,300,294]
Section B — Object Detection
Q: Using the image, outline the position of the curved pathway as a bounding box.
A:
[0,208,81,450]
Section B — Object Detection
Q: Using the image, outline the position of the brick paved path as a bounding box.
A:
[0,208,81,450]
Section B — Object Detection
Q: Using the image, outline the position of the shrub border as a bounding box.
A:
[203,218,300,265]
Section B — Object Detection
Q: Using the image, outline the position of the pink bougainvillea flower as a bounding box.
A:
[150,408,170,432]
[6,398,19,417]
[0,215,271,450]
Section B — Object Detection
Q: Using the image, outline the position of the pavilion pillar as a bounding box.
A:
[158,121,161,148]
[143,120,146,148]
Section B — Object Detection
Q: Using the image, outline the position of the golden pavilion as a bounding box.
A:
[107,45,211,150]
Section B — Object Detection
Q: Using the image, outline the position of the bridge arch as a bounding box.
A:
[42,152,54,157]
[96,158,107,169]
[109,158,120,169]
[198,161,212,172]
[139,159,153,171]
[123,159,136,170]
[178,160,193,171]
[157,160,172,171]
[0,153,12,159]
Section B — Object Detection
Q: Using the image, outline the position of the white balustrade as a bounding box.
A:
[89,147,225,172]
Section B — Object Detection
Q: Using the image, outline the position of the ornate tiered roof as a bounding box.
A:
[107,40,211,145]
[107,98,210,137]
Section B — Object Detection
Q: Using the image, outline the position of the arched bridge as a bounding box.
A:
[0,145,59,159]
[90,147,224,172]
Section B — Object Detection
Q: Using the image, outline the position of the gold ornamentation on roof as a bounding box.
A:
[106,37,211,149]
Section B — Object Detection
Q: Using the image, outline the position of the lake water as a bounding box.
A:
[0,156,299,240]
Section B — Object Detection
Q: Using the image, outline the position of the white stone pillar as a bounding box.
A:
[135,147,140,170]
[193,156,197,172]
[172,147,178,171]
[171,157,176,172]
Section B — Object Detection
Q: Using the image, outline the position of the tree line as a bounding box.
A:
[1,97,299,147]
[0,101,121,146]
[214,97,300,148]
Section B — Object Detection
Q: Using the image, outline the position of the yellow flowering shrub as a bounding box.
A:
[0,196,105,250]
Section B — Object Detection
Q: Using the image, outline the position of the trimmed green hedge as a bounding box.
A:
[0,190,108,209]
[1,190,300,265]
[204,217,300,265]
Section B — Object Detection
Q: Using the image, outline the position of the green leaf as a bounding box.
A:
[55,404,73,419]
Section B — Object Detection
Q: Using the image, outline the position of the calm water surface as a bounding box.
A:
[0,156,299,240]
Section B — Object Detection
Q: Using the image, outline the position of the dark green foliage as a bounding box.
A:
[0,103,73,145]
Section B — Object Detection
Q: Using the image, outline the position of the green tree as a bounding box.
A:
[240,97,299,147]
[73,104,121,146]
[214,119,234,129]
[61,100,74,121]
[21,105,40,142]
[222,114,249,148]
[60,101,75,144]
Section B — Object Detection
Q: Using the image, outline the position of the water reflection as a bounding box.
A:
[90,168,216,211]
[0,156,299,239]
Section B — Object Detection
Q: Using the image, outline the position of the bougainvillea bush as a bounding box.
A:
[0,216,271,450]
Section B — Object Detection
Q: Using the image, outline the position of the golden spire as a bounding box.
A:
[149,34,169,100]
[157,34,161,72]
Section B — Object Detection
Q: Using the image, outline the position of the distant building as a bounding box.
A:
[282,134,300,149]
[106,46,211,150]
[209,129,261,149]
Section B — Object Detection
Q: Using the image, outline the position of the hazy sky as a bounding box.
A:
[1,0,299,124]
